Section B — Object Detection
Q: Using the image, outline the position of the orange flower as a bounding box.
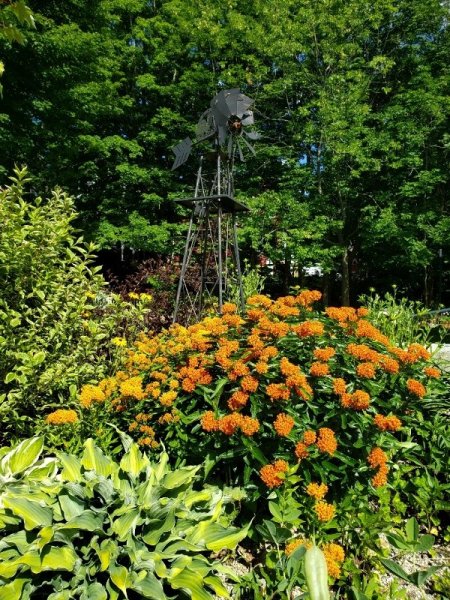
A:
[424,366,441,378]
[379,356,400,374]
[306,482,328,500]
[274,413,295,436]
[310,362,330,377]
[260,346,278,360]
[314,501,335,522]
[367,447,387,468]
[222,302,237,314]
[323,543,345,578]
[160,390,177,407]
[295,441,309,461]
[227,390,249,411]
[332,378,347,395]
[266,383,290,401]
[285,539,311,555]
[240,416,260,436]
[313,347,336,361]
[347,343,381,363]
[218,412,243,435]
[373,414,402,432]
[259,459,289,488]
[406,378,426,398]
[241,375,259,393]
[372,463,389,487]
[303,430,317,446]
[247,294,273,308]
[201,411,219,432]
[295,290,322,307]
[356,320,390,346]
[407,343,430,361]
[339,393,352,408]
[349,390,370,410]
[356,362,376,379]
[293,320,324,337]
[357,307,369,318]
[255,361,269,374]
[316,428,337,455]
[325,306,358,324]
[182,378,196,393]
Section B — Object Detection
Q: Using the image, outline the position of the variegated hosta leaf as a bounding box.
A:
[0,437,43,477]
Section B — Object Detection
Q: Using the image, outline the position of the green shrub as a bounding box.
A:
[0,436,247,599]
[0,167,147,442]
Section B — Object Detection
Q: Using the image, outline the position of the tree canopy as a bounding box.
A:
[0,0,448,303]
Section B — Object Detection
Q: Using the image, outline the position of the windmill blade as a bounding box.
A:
[244,130,261,141]
[240,110,254,126]
[196,109,215,141]
[236,94,254,117]
[241,135,256,156]
[236,140,245,162]
[227,134,234,158]
[171,137,193,170]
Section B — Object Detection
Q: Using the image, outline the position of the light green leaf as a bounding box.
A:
[111,507,140,541]
[120,443,149,478]
[3,496,52,530]
[406,517,419,543]
[188,521,250,552]
[62,510,104,532]
[170,568,214,600]
[162,466,199,490]
[81,438,113,477]
[3,437,43,475]
[80,582,108,600]
[131,570,167,599]
[109,564,130,598]
[40,546,77,572]
[0,577,27,600]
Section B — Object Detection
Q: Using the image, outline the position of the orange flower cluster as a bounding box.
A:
[347,343,381,364]
[295,441,309,460]
[179,364,213,391]
[201,411,260,437]
[379,355,400,374]
[306,482,328,500]
[227,390,249,410]
[325,306,360,324]
[295,290,322,307]
[266,382,290,401]
[303,430,317,446]
[332,378,347,395]
[373,414,402,431]
[292,320,325,337]
[313,346,336,361]
[367,447,389,487]
[310,361,330,377]
[316,428,338,455]
[355,320,390,346]
[314,501,335,522]
[274,413,295,436]
[285,538,311,555]
[345,390,371,410]
[79,384,106,409]
[323,543,345,578]
[356,362,376,379]
[260,459,289,488]
[280,358,313,400]
[45,409,79,425]
[241,375,259,393]
[406,378,426,398]
[424,366,441,378]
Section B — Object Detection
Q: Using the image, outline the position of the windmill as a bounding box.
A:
[171,89,259,323]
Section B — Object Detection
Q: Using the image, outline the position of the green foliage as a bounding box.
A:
[0,435,247,599]
[0,167,147,442]
[358,288,438,347]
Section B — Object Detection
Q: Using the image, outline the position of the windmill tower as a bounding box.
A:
[171,89,259,324]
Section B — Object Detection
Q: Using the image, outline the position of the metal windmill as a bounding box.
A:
[171,88,259,323]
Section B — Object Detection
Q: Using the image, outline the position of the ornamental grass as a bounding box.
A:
[78,290,441,566]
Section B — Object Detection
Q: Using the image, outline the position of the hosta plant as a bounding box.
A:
[0,436,247,599]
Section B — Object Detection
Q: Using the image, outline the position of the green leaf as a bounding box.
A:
[268,501,283,522]
[409,565,443,587]
[170,568,214,600]
[162,466,199,490]
[62,510,104,532]
[405,517,419,543]
[120,443,149,478]
[58,452,82,482]
[0,577,27,600]
[189,521,250,553]
[58,493,85,520]
[111,508,140,541]
[379,558,411,583]
[82,438,114,477]
[109,564,130,598]
[80,583,108,600]
[40,546,77,571]
[2,496,53,530]
[3,437,44,475]
[414,534,435,553]
[131,570,167,599]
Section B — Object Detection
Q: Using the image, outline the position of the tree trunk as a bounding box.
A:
[341,246,350,306]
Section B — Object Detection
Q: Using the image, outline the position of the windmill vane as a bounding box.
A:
[171,88,259,170]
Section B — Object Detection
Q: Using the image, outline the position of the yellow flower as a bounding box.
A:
[45,409,78,425]
[112,337,127,347]
[128,292,140,300]
[139,293,153,303]
[79,384,105,409]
